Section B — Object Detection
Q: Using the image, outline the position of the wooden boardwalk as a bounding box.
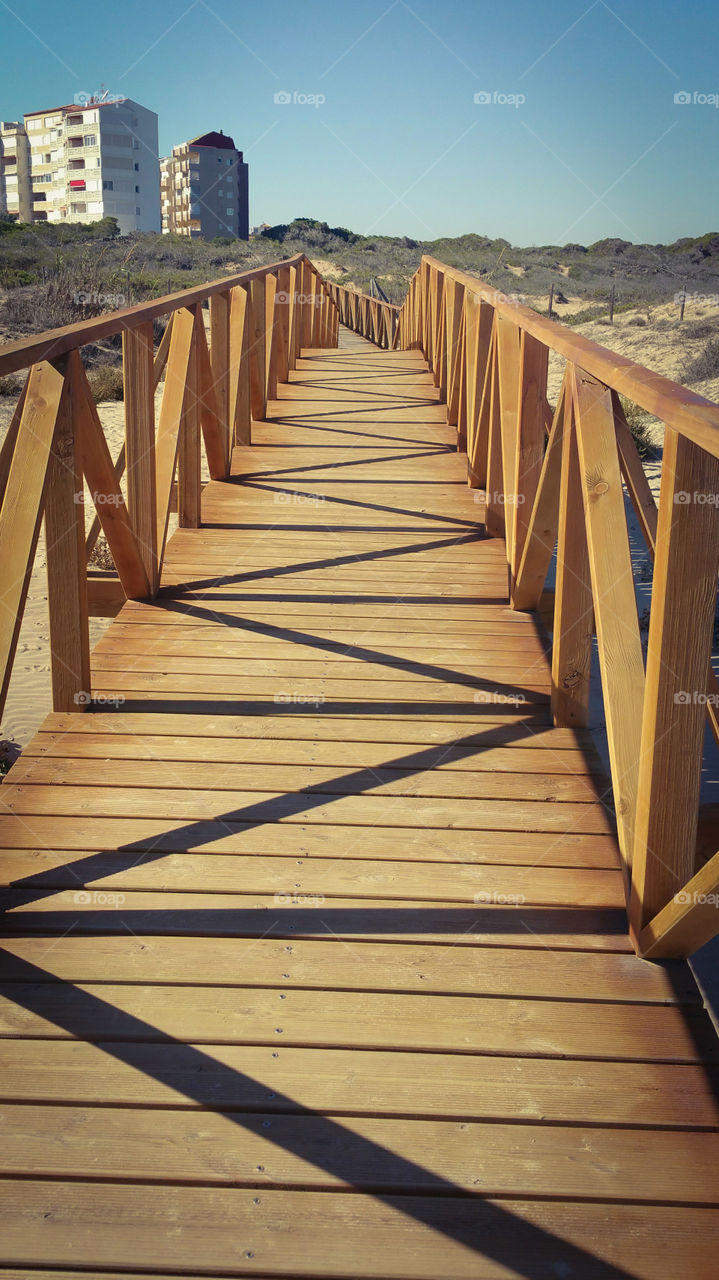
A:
[1,329,718,1278]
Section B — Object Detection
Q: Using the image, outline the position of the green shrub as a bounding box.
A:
[682,336,719,383]
[87,365,124,403]
[619,397,658,458]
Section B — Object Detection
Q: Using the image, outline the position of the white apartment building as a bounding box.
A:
[0,121,31,221]
[23,96,160,233]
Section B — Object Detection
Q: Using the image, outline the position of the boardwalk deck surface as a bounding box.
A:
[1,330,718,1278]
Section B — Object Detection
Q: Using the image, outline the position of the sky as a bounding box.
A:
[0,0,717,245]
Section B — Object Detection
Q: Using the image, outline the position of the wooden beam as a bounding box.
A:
[177,306,202,529]
[551,385,593,730]
[638,848,719,957]
[630,426,719,935]
[45,360,91,712]
[512,377,567,611]
[155,306,195,570]
[0,362,65,720]
[572,366,645,883]
[123,321,158,594]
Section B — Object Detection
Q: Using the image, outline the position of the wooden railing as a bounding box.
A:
[0,253,338,718]
[325,282,400,350]
[394,255,719,961]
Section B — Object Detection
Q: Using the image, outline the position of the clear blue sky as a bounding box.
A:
[1,0,716,244]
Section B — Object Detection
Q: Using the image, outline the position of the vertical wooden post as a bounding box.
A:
[630,430,719,936]
[551,383,593,728]
[446,281,464,425]
[229,284,251,446]
[123,321,158,594]
[265,273,278,402]
[287,265,298,372]
[46,362,91,711]
[484,337,505,539]
[210,291,231,474]
[467,307,496,490]
[510,331,549,591]
[303,266,316,350]
[250,276,267,421]
[178,306,201,528]
[496,314,522,570]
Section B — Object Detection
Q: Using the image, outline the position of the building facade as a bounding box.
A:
[160,131,248,240]
[22,96,160,233]
[0,121,31,221]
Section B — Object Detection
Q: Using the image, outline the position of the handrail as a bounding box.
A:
[391,254,719,961]
[325,282,400,350]
[0,254,339,721]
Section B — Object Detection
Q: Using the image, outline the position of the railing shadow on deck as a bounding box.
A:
[329,264,719,963]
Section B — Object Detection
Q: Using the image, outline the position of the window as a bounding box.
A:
[102,180,114,190]
[44,153,51,163]
[67,114,82,125]
[70,202,86,212]
[226,207,234,216]
[136,206,141,215]
[135,184,139,193]
[84,135,97,147]
[134,162,139,171]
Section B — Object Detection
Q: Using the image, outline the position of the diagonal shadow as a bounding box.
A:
[235,446,453,482]
[215,478,483,530]
[0,949,643,1278]
[115,598,549,701]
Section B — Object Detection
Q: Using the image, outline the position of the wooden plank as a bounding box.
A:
[229,284,251,446]
[195,311,229,480]
[2,1182,719,1278]
[69,352,150,600]
[511,331,548,585]
[265,272,278,400]
[0,935,679,998]
[155,306,195,568]
[0,983,714,1059]
[512,374,567,610]
[0,373,28,509]
[496,313,521,566]
[44,359,91,712]
[0,362,65,719]
[572,367,646,883]
[177,305,202,529]
[0,1103,714,1201]
[209,290,231,470]
[123,320,158,593]
[0,784,610,832]
[630,425,719,937]
[0,1040,714,1127]
[551,386,593,728]
[250,276,267,421]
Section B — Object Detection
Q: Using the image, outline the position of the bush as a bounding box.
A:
[87,365,124,403]
[682,336,719,383]
[619,397,658,458]
[0,374,21,396]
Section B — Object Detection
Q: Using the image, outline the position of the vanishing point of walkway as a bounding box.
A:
[0,329,718,1278]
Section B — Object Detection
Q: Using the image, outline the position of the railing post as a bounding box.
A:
[510,331,549,596]
[229,284,251,447]
[466,298,494,489]
[265,272,278,402]
[630,429,719,938]
[123,321,159,594]
[210,291,231,474]
[447,282,465,427]
[287,265,299,372]
[550,384,592,728]
[46,359,91,711]
[250,276,267,421]
[177,305,202,529]
[496,313,521,569]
